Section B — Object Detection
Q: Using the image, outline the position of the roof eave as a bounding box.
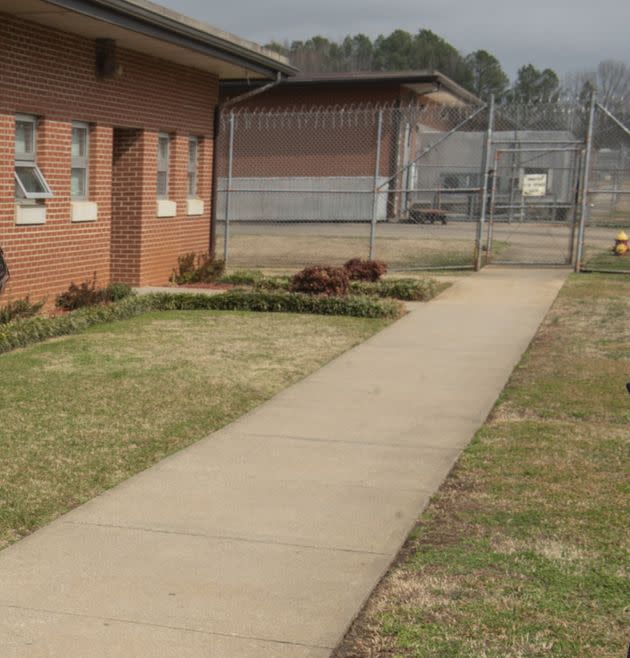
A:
[42,0,297,78]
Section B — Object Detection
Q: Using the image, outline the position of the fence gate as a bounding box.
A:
[482,102,586,266]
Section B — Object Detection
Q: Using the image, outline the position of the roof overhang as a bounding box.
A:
[221,70,482,106]
[1,0,297,80]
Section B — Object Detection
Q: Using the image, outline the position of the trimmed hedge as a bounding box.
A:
[0,295,153,354]
[253,275,438,301]
[254,277,290,292]
[219,270,263,285]
[0,290,403,355]
[350,278,438,301]
[147,290,403,318]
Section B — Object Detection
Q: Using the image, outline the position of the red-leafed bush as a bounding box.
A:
[343,258,388,282]
[290,266,349,297]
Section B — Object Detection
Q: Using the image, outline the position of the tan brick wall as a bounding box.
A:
[0,13,218,303]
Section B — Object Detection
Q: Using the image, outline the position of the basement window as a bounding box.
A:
[14,115,53,200]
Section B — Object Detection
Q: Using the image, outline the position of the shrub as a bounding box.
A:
[147,290,404,319]
[290,266,349,297]
[0,291,403,355]
[343,258,388,282]
[171,253,225,285]
[56,278,134,311]
[56,277,104,310]
[0,295,153,355]
[104,282,133,302]
[0,297,45,324]
[254,276,290,292]
[350,278,438,301]
[219,270,263,286]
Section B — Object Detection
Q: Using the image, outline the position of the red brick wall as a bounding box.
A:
[218,84,404,180]
[0,13,218,303]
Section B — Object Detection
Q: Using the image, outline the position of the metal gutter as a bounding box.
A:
[42,0,297,78]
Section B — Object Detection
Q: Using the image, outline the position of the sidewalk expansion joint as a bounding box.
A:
[0,603,334,651]
[239,431,470,451]
[63,520,393,557]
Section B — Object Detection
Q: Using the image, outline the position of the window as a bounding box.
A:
[188,137,199,198]
[14,115,53,200]
[71,123,89,200]
[157,133,170,199]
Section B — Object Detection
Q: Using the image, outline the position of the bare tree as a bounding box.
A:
[564,60,630,110]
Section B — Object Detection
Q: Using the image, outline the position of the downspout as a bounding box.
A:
[210,72,284,257]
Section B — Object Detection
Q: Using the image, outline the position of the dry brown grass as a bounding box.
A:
[222,234,474,269]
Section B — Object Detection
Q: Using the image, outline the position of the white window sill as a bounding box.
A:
[71,201,98,223]
[187,198,204,216]
[157,199,177,218]
[15,204,46,225]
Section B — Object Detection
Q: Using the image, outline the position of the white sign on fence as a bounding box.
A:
[522,173,548,197]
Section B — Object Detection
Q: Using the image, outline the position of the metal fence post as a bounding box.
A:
[475,94,495,271]
[223,111,235,266]
[369,109,384,260]
[575,93,596,273]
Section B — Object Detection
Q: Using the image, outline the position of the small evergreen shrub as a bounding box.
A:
[171,253,225,284]
[0,297,44,324]
[104,282,133,302]
[343,258,388,282]
[350,278,438,301]
[254,276,290,292]
[219,270,263,286]
[290,266,349,297]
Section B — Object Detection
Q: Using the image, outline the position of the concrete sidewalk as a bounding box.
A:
[0,267,568,658]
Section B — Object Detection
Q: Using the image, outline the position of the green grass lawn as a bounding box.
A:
[335,274,630,658]
[583,248,630,272]
[0,310,390,550]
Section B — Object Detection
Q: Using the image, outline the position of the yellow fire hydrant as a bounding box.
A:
[613,231,629,256]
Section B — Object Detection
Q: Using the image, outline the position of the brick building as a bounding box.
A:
[0,0,294,302]
[216,72,481,222]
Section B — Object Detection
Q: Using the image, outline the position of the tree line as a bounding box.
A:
[265,30,630,110]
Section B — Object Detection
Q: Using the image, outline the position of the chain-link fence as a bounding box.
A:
[214,97,630,275]
[214,102,485,272]
[578,103,630,273]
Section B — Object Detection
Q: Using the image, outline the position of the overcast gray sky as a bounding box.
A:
[162,0,630,79]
